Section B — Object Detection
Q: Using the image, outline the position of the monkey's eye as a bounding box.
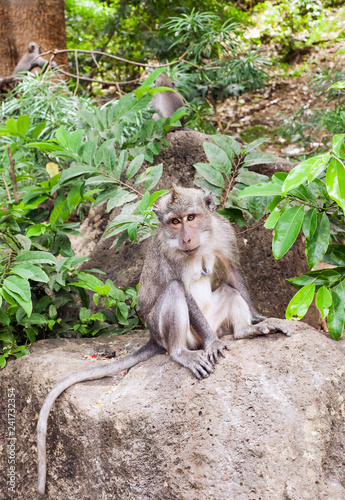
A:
[187,214,196,221]
[171,218,180,225]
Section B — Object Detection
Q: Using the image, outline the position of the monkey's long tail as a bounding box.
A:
[37,341,164,495]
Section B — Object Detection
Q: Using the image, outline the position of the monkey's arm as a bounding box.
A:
[228,265,264,323]
[37,340,164,496]
[185,292,229,364]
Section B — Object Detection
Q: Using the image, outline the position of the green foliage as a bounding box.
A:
[238,134,345,340]
[0,73,182,367]
[194,136,275,226]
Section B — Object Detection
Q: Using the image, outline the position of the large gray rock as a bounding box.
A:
[1,321,345,499]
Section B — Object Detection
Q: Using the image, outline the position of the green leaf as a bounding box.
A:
[10,264,49,283]
[286,283,315,320]
[0,356,6,368]
[126,154,145,179]
[194,163,224,188]
[25,327,37,343]
[55,126,70,148]
[264,207,280,229]
[332,134,345,157]
[56,165,97,190]
[244,138,269,153]
[307,153,331,183]
[6,117,18,135]
[272,206,304,259]
[328,291,345,340]
[17,115,31,136]
[15,251,56,266]
[203,142,232,176]
[114,150,128,179]
[326,158,345,213]
[31,121,46,139]
[148,190,168,206]
[238,183,282,198]
[315,286,332,319]
[282,155,324,194]
[306,213,330,269]
[302,208,317,239]
[3,276,31,302]
[107,190,137,211]
[3,289,32,317]
[243,151,276,167]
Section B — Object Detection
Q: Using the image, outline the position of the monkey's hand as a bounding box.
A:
[204,339,229,365]
[235,322,291,340]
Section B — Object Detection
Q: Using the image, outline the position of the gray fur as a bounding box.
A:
[12,42,57,77]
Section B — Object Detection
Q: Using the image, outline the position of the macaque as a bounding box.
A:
[36,187,290,495]
[11,42,56,77]
[152,73,185,121]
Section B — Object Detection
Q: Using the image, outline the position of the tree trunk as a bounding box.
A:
[0,0,68,77]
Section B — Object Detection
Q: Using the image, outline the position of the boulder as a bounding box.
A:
[1,321,345,499]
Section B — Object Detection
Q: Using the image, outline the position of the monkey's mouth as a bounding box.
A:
[182,246,199,256]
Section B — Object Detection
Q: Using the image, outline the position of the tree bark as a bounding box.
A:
[0,0,68,77]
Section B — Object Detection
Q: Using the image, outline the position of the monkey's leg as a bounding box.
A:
[185,291,229,365]
[208,285,290,340]
[151,280,214,379]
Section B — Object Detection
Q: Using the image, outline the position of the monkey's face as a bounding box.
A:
[166,211,209,256]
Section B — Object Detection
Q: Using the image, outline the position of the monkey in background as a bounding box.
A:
[11,42,57,77]
[37,187,290,495]
[152,73,185,122]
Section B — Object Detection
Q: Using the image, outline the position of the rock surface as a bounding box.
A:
[1,321,345,499]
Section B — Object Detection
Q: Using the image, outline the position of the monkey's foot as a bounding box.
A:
[204,339,229,365]
[235,322,291,340]
[172,349,214,379]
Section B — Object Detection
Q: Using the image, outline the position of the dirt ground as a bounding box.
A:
[217,40,345,156]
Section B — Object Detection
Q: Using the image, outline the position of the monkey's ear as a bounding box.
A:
[28,44,35,53]
[153,208,164,222]
[203,191,216,212]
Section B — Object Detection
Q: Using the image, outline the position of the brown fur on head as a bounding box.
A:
[154,73,175,89]
[154,187,215,224]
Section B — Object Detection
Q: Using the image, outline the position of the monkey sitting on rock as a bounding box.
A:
[37,187,290,495]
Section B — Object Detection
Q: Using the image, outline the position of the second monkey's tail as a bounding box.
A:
[37,341,164,496]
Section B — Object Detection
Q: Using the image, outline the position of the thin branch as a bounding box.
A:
[7,146,18,203]
[37,48,190,69]
[57,68,142,86]
[99,172,145,198]
[236,220,266,235]
[1,171,11,202]
[206,86,224,134]
[74,50,80,96]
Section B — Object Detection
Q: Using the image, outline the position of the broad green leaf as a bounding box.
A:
[238,183,282,198]
[264,208,280,229]
[243,151,276,167]
[10,264,49,283]
[328,291,345,340]
[6,117,18,135]
[56,165,97,190]
[302,208,317,239]
[107,190,137,212]
[114,150,128,180]
[50,200,66,227]
[306,153,331,182]
[0,356,6,368]
[148,190,168,206]
[272,206,304,259]
[247,196,267,220]
[194,163,224,188]
[140,67,168,88]
[286,283,315,320]
[244,138,269,153]
[3,289,32,317]
[326,158,345,213]
[315,286,332,319]
[31,121,46,139]
[282,155,323,194]
[134,192,150,214]
[203,142,232,176]
[17,115,31,136]
[126,154,145,179]
[306,213,330,269]
[15,251,56,266]
[336,280,345,304]
[332,134,345,157]
[55,126,70,148]
[3,276,31,302]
